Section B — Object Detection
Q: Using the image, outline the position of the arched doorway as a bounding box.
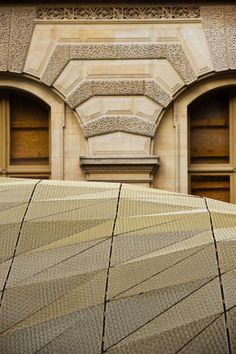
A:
[0,76,66,180]
[188,88,234,202]
[159,75,236,202]
[0,89,50,178]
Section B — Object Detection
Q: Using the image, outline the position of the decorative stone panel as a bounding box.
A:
[166,44,196,85]
[144,81,172,108]
[0,7,35,73]
[201,7,228,71]
[225,7,236,70]
[41,44,71,85]
[67,80,143,107]
[82,115,155,138]
[36,6,200,21]
[0,8,11,71]
[9,7,36,73]
[41,43,196,86]
[66,79,172,108]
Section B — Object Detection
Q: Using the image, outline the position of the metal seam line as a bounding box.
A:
[101,183,122,354]
[204,197,232,354]
[33,275,220,353]
[105,275,219,352]
[0,179,42,308]
[111,243,212,300]
[175,312,224,354]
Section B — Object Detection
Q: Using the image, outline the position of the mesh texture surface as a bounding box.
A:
[0,178,235,353]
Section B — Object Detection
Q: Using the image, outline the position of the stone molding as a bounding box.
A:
[82,115,155,138]
[41,43,196,86]
[80,155,160,184]
[66,79,172,109]
[36,6,200,21]
[80,156,160,175]
[0,7,36,73]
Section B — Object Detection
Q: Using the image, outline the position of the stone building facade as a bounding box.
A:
[0,2,236,201]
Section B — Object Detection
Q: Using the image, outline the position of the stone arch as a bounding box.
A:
[155,74,236,194]
[0,75,65,179]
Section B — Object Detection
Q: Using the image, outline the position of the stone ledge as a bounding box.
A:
[80,156,160,174]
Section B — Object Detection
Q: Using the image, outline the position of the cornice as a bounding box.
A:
[80,156,160,174]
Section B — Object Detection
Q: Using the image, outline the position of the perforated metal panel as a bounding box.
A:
[0,179,235,353]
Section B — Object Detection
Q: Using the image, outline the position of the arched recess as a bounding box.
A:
[0,76,65,180]
[173,75,236,197]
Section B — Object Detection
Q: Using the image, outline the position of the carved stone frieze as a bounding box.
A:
[0,8,11,71]
[201,7,228,71]
[66,79,171,108]
[8,7,36,73]
[41,43,195,86]
[82,115,155,137]
[122,7,200,20]
[36,6,200,21]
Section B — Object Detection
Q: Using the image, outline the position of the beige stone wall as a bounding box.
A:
[0,4,236,188]
[64,105,87,181]
[153,105,176,192]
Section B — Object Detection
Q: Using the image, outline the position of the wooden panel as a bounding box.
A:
[10,129,49,165]
[9,92,49,166]
[191,127,229,163]
[189,90,229,164]
[10,92,48,128]
[191,175,230,203]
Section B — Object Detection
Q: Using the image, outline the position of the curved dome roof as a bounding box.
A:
[0,178,235,353]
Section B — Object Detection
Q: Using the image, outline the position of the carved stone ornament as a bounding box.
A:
[0,7,35,73]
[201,6,236,71]
[201,7,228,72]
[66,79,172,109]
[36,6,200,21]
[9,8,36,73]
[41,43,196,87]
[82,115,155,138]
[0,8,11,71]
[225,7,236,69]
